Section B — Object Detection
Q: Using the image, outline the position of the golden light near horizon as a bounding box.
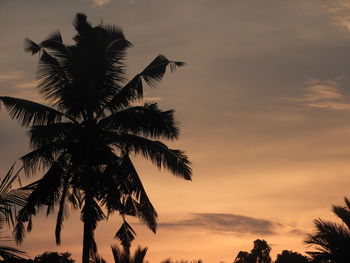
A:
[2,1,350,262]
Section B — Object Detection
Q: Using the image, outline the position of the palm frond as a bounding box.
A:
[104,74,143,113]
[132,246,148,263]
[21,141,66,175]
[0,96,66,127]
[91,253,107,263]
[73,13,92,42]
[55,175,70,245]
[28,122,75,149]
[140,55,185,87]
[115,220,136,253]
[41,31,63,46]
[102,24,132,56]
[24,38,41,54]
[98,162,124,215]
[0,245,26,260]
[111,245,124,263]
[107,133,192,180]
[39,31,72,58]
[121,155,157,232]
[80,195,106,230]
[99,102,179,140]
[305,217,350,261]
[332,205,350,230]
[36,50,73,106]
[14,155,69,244]
[104,55,184,114]
[0,164,19,196]
[0,164,27,227]
[345,197,350,210]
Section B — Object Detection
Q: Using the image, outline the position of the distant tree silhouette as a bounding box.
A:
[275,250,309,263]
[0,13,191,263]
[233,239,271,263]
[0,165,27,260]
[305,197,350,262]
[251,239,271,263]
[160,260,202,263]
[233,251,250,263]
[33,252,75,263]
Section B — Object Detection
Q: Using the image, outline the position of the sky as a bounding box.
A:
[2,0,350,262]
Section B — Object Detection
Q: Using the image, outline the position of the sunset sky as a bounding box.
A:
[2,0,350,262]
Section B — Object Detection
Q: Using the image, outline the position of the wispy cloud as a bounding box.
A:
[143,96,162,102]
[159,213,278,235]
[92,0,137,7]
[92,0,110,7]
[286,78,350,110]
[324,0,350,31]
[14,80,38,89]
[0,70,24,82]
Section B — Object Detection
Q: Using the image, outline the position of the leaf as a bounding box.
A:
[121,155,157,232]
[106,74,143,112]
[115,220,136,253]
[0,96,65,127]
[0,245,26,260]
[106,133,192,180]
[99,102,178,140]
[140,55,185,87]
[24,38,41,54]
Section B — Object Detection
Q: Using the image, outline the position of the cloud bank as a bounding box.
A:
[159,213,279,235]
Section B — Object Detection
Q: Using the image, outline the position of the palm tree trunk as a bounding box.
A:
[82,191,94,263]
[82,219,92,263]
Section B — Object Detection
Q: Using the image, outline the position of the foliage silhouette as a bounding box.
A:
[33,251,75,263]
[275,250,309,263]
[0,164,27,260]
[0,12,191,263]
[160,259,202,263]
[305,197,350,262]
[91,245,148,263]
[1,251,74,263]
[233,239,271,263]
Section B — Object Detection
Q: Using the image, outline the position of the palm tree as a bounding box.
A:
[0,164,27,260]
[0,13,191,263]
[305,197,350,262]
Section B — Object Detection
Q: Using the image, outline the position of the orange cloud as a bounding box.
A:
[92,0,110,7]
[324,0,350,31]
[0,70,24,82]
[286,78,350,110]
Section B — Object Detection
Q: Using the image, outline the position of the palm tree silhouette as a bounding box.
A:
[305,197,350,262]
[0,164,27,260]
[0,13,191,263]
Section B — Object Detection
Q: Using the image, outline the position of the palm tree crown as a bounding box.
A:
[305,197,350,262]
[0,13,191,263]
